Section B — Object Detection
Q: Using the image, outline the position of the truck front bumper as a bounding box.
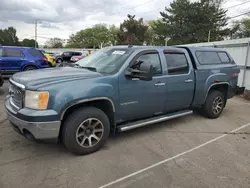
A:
[5,98,61,141]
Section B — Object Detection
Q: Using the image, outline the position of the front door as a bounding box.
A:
[118,51,167,123]
[163,52,195,112]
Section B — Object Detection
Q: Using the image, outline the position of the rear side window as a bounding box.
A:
[196,51,230,64]
[29,49,44,58]
[217,52,230,63]
[4,49,25,57]
[164,53,189,75]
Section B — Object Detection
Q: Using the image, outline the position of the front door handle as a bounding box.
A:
[155,82,166,86]
[185,79,193,83]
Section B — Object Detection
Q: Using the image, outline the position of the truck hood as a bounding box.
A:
[11,67,102,89]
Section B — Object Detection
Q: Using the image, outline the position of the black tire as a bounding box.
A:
[202,90,225,119]
[57,58,63,63]
[23,65,37,71]
[61,107,110,155]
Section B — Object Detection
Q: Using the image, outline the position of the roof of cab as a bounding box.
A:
[178,46,227,52]
[106,45,186,52]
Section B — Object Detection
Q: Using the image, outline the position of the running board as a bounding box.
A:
[117,110,193,132]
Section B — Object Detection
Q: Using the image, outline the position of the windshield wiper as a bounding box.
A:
[77,65,97,72]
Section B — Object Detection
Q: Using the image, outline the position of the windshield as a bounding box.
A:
[75,48,133,74]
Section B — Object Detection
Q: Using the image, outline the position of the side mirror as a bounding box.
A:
[125,61,153,81]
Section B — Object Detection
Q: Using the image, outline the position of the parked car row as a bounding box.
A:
[0,46,91,87]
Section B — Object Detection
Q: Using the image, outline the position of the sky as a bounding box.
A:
[0,0,250,45]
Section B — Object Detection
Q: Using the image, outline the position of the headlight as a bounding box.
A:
[25,90,49,110]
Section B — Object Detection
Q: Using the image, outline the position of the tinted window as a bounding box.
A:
[218,52,230,63]
[136,53,162,76]
[5,49,25,57]
[164,53,189,75]
[196,51,222,64]
[75,52,82,56]
[63,52,71,56]
[29,49,44,58]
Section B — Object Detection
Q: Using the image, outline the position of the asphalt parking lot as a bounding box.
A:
[1,81,250,188]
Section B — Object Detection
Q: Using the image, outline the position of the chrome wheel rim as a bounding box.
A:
[212,96,223,114]
[58,59,62,63]
[76,118,104,148]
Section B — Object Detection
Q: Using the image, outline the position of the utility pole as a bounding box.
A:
[165,37,170,46]
[35,19,37,48]
[208,30,211,42]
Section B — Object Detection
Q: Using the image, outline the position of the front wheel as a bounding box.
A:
[202,90,225,119]
[23,65,37,71]
[61,107,110,155]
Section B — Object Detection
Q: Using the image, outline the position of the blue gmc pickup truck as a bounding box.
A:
[5,46,244,155]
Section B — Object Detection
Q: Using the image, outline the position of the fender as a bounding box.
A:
[204,82,230,103]
[60,97,115,120]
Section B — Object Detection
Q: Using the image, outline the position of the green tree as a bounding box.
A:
[230,18,250,39]
[45,37,64,48]
[21,38,38,47]
[118,14,149,45]
[153,0,229,45]
[66,24,118,48]
[0,27,19,46]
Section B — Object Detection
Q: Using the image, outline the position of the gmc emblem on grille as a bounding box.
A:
[9,87,21,97]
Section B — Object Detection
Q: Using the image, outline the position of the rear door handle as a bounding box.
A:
[185,79,193,83]
[155,82,166,86]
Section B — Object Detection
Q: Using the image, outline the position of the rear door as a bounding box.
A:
[2,48,25,73]
[163,51,195,112]
[62,52,72,61]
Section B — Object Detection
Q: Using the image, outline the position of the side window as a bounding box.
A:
[5,49,25,57]
[136,53,162,76]
[196,51,221,64]
[217,52,230,63]
[0,48,2,57]
[164,53,189,75]
[29,49,44,58]
[63,52,70,56]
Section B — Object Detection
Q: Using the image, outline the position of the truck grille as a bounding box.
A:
[9,84,24,110]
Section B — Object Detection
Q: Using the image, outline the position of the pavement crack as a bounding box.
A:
[0,153,47,167]
[0,118,8,127]
[173,159,210,187]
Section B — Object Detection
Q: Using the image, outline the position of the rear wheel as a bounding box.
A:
[57,58,63,64]
[23,65,37,71]
[202,90,225,119]
[61,107,110,155]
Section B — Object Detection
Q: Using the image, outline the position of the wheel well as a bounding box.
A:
[209,84,228,97]
[207,84,229,105]
[23,65,38,70]
[61,100,115,135]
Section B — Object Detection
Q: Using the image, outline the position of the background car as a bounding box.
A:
[0,46,49,75]
[56,51,82,63]
[43,53,56,67]
[70,55,84,62]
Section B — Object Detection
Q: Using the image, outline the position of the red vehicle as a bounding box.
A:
[70,55,84,62]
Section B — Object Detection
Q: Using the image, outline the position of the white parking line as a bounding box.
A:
[99,122,250,188]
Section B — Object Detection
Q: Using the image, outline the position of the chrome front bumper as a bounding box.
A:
[7,111,61,140]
